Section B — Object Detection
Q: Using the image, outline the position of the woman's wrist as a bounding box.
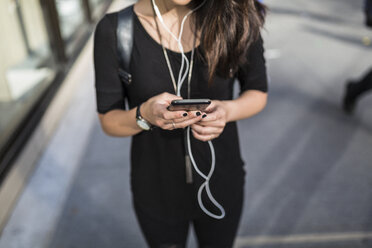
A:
[139,100,152,124]
[219,91,268,123]
[220,100,233,123]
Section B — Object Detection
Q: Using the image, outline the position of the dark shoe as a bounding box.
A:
[342,82,358,114]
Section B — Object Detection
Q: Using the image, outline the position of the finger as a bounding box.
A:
[198,112,218,122]
[162,110,189,120]
[195,119,226,129]
[161,92,182,102]
[165,110,205,124]
[175,115,203,129]
[161,123,173,130]
[191,123,222,136]
[161,121,177,130]
[188,110,205,118]
[173,113,201,123]
[204,101,217,113]
[161,118,195,130]
[164,117,199,130]
[191,129,217,142]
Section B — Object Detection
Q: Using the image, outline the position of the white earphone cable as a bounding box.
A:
[186,126,225,219]
[152,0,225,219]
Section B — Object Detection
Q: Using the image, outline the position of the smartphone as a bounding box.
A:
[167,99,211,111]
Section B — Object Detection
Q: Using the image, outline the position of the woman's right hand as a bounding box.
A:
[141,92,204,130]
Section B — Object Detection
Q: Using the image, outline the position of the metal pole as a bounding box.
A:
[82,0,93,23]
[14,0,33,55]
[39,0,67,66]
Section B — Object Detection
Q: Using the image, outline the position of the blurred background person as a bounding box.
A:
[343,0,372,114]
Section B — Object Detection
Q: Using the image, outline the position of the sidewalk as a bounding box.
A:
[1,0,372,247]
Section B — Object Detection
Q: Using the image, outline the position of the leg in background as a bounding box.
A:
[343,68,372,114]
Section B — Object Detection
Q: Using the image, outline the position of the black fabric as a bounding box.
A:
[133,190,243,248]
[351,69,372,97]
[366,0,372,27]
[94,13,127,113]
[93,6,268,245]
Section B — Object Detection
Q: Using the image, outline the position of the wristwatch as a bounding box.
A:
[136,103,152,131]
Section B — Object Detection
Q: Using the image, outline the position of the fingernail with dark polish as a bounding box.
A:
[202,114,207,118]
[196,112,201,116]
[183,113,188,117]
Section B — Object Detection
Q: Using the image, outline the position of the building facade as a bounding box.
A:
[0,0,112,184]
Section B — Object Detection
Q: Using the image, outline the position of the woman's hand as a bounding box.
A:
[141,92,204,130]
[191,100,229,141]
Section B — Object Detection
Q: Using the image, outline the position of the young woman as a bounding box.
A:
[94,0,268,247]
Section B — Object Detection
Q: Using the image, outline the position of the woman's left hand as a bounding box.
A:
[191,100,229,142]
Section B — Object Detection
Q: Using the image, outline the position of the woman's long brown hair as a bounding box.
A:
[189,0,266,84]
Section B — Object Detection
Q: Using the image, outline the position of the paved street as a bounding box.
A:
[1,0,372,247]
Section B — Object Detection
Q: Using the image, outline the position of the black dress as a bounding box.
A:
[93,10,268,224]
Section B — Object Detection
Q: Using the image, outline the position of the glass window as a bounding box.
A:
[0,0,56,154]
[55,0,85,42]
[89,0,106,18]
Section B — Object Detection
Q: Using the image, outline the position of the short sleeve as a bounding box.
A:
[93,13,127,114]
[236,34,268,94]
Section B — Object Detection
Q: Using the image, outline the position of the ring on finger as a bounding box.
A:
[172,121,176,129]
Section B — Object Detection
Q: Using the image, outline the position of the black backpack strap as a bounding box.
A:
[117,4,134,84]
